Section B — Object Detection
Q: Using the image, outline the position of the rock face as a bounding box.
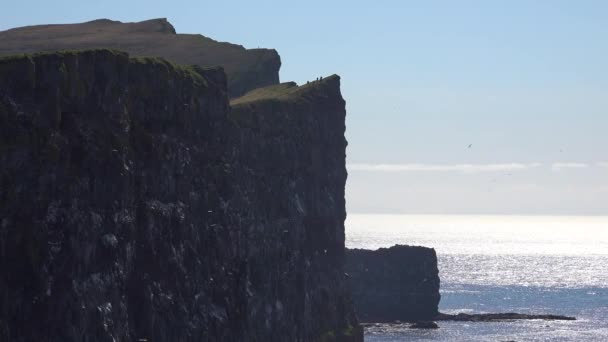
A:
[345,245,440,323]
[0,50,361,342]
[230,77,362,341]
[0,18,281,98]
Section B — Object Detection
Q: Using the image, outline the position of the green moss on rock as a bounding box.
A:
[131,55,207,87]
[227,75,342,127]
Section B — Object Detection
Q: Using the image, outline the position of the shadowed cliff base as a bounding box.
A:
[0,18,281,98]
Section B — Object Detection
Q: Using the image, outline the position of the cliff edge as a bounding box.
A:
[0,18,281,98]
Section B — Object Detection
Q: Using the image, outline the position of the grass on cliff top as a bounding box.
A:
[0,54,31,63]
[230,75,338,106]
[0,49,129,71]
[0,49,208,86]
[230,82,298,105]
[130,55,207,86]
[227,75,340,126]
[0,48,127,62]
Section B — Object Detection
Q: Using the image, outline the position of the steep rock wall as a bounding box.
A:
[0,19,281,98]
[230,78,361,341]
[0,50,360,342]
[345,245,440,322]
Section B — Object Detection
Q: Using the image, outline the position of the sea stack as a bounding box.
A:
[345,245,441,322]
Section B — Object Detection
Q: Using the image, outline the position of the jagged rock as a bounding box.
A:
[0,18,281,98]
[101,234,118,249]
[410,321,439,329]
[345,245,440,323]
[0,50,361,342]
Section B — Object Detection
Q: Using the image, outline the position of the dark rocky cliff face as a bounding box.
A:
[230,78,361,341]
[0,18,281,98]
[345,245,440,323]
[0,50,361,342]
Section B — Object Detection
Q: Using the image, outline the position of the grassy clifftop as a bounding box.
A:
[228,75,344,132]
[231,75,340,106]
[0,18,280,98]
[0,49,218,91]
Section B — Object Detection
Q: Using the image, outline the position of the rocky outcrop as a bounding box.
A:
[0,18,281,98]
[410,321,439,329]
[0,50,361,342]
[345,245,440,323]
[346,244,575,327]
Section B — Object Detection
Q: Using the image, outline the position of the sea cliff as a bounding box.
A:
[0,50,361,341]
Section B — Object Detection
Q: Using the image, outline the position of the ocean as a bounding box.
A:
[345,214,608,341]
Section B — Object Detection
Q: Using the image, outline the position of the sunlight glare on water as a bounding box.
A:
[345,214,608,341]
[346,214,608,256]
[346,215,608,288]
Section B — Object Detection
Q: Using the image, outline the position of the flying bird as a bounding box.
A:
[468,144,472,149]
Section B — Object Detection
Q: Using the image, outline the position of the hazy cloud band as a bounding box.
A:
[551,163,589,171]
[347,163,542,173]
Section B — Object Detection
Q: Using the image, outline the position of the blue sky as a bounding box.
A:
[2,0,607,214]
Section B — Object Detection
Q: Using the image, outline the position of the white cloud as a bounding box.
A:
[347,163,542,174]
[551,163,589,171]
[598,162,608,168]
